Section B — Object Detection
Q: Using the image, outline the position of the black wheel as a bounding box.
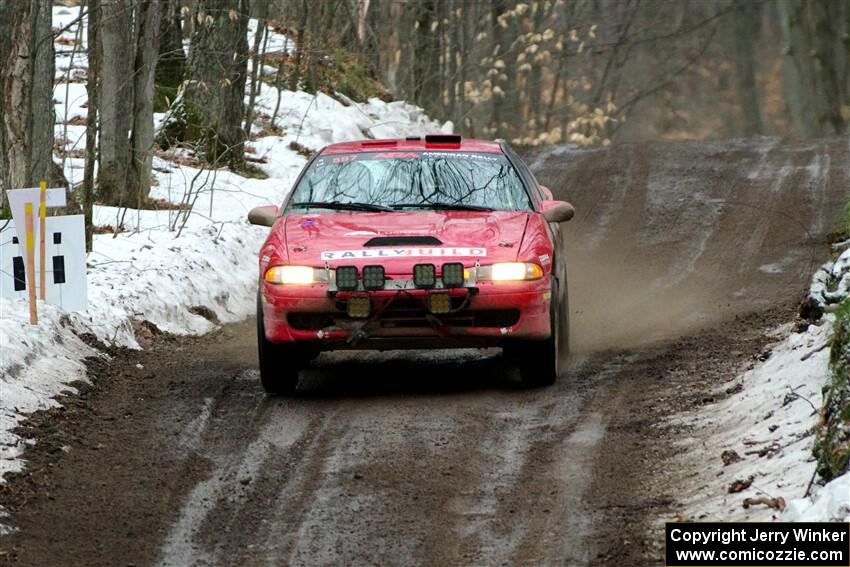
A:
[557,274,570,370]
[518,280,563,388]
[257,293,301,395]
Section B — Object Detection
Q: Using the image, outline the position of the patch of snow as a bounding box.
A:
[758,263,785,274]
[745,137,779,180]
[247,18,292,57]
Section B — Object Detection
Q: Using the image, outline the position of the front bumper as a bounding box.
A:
[260,277,552,350]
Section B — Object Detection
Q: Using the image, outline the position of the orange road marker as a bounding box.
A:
[24,202,37,325]
[39,181,46,300]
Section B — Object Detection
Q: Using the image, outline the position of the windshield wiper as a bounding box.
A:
[291,201,393,212]
[391,202,495,212]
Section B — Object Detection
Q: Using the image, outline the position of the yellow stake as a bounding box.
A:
[24,203,37,325]
[39,181,46,300]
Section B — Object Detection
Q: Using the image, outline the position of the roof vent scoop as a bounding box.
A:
[424,134,462,147]
[364,236,442,247]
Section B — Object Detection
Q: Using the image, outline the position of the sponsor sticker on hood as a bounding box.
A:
[320,247,487,260]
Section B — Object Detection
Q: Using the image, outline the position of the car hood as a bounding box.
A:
[281,210,529,270]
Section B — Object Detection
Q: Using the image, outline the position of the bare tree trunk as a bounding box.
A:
[589,0,635,108]
[380,1,401,94]
[155,0,186,112]
[734,1,764,136]
[99,0,134,204]
[412,0,438,114]
[490,0,510,138]
[527,0,548,133]
[288,0,308,91]
[776,0,846,136]
[128,0,161,205]
[270,54,285,128]
[434,0,447,115]
[30,0,55,186]
[83,0,99,250]
[446,0,458,121]
[455,1,470,132]
[244,12,266,137]
[3,2,34,190]
[0,0,58,210]
[0,0,12,214]
[184,0,249,168]
[305,0,325,92]
[808,0,846,134]
[776,1,815,135]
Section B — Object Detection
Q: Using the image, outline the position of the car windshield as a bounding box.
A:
[286,151,532,212]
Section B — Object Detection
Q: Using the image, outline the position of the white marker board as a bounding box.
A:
[0,215,87,312]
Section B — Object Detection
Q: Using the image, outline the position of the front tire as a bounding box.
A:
[257,293,300,395]
[518,281,562,388]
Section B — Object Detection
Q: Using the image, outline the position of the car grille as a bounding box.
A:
[287,303,519,330]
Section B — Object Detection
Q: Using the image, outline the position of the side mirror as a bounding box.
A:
[248,205,279,227]
[541,200,575,223]
[540,185,554,200]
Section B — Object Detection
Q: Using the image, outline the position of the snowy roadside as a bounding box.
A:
[0,7,451,485]
[672,246,850,523]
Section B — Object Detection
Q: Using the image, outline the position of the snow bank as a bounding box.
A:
[674,248,850,522]
[785,473,849,521]
[0,7,450,481]
[810,244,850,309]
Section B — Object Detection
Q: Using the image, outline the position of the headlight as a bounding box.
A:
[264,265,328,285]
[478,262,544,282]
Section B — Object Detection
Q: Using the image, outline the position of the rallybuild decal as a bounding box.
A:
[320,247,487,260]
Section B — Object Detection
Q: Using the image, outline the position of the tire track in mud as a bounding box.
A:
[1,138,848,567]
[187,355,616,567]
[158,389,318,566]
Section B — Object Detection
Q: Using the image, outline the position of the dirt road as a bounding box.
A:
[1,138,847,566]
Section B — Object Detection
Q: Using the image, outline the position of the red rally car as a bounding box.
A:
[248,134,575,394]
